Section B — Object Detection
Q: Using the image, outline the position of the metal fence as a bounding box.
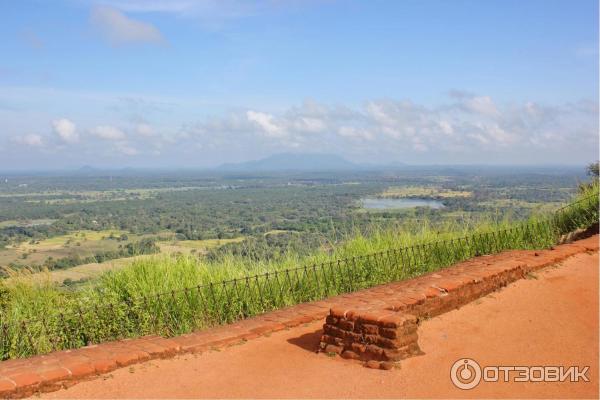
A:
[1,192,598,360]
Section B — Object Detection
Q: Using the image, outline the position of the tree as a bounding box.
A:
[586,161,599,178]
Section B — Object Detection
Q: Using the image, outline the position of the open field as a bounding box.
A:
[156,238,246,255]
[3,237,247,285]
[6,255,155,285]
[12,230,130,250]
[378,186,472,198]
[0,230,147,272]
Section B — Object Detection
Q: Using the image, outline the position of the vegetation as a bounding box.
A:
[0,233,159,278]
[378,186,472,199]
[0,166,585,273]
[0,181,597,360]
[587,161,599,178]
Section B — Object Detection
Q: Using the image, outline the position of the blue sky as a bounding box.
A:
[0,0,598,169]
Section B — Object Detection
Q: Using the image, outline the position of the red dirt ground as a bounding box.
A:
[42,250,598,399]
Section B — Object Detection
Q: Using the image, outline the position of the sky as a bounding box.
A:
[0,0,598,169]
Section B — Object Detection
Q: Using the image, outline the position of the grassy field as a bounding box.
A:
[0,230,141,271]
[378,186,472,198]
[6,255,154,285]
[1,182,597,360]
[13,230,129,249]
[2,237,246,285]
[156,238,245,255]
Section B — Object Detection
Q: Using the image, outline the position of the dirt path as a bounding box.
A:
[43,251,598,399]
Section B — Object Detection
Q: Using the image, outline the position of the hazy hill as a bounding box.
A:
[216,153,360,172]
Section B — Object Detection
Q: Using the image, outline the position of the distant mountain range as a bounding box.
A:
[216,153,365,172]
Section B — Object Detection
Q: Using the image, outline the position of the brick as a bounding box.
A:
[323,324,345,338]
[362,334,378,345]
[133,341,172,357]
[9,372,41,389]
[380,361,395,370]
[151,338,182,353]
[379,326,417,339]
[321,334,344,345]
[330,307,348,318]
[60,361,95,379]
[0,378,16,394]
[340,350,361,360]
[365,344,383,357]
[383,347,411,361]
[377,313,416,328]
[357,323,379,335]
[351,343,366,354]
[357,311,383,324]
[324,344,343,355]
[91,358,117,374]
[38,367,71,383]
[113,351,145,367]
[424,287,445,298]
[344,331,362,342]
[210,336,245,348]
[338,320,354,331]
[376,332,418,349]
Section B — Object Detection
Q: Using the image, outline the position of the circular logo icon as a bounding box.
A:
[450,358,482,390]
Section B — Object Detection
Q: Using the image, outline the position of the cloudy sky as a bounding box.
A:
[0,0,598,169]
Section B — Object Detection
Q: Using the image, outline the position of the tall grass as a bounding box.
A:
[0,183,597,360]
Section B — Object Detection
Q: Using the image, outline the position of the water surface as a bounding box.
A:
[361,198,445,210]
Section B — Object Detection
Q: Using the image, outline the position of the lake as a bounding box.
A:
[361,198,445,210]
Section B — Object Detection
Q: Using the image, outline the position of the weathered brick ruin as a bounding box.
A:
[321,310,421,369]
[318,238,599,369]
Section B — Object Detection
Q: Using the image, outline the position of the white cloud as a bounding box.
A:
[13,134,44,147]
[115,141,139,155]
[185,94,598,163]
[92,125,126,140]
[95,0,303,21]
[292,117,326,133]
[438,120,454,135]
[91,6,165,45]
[246,110,285,137]
[337,126,373,140]
[98,1,198,14]
[52,118,78,143]
[4,90,595,166]
[135,123,155,136]
[462,96,499,117]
